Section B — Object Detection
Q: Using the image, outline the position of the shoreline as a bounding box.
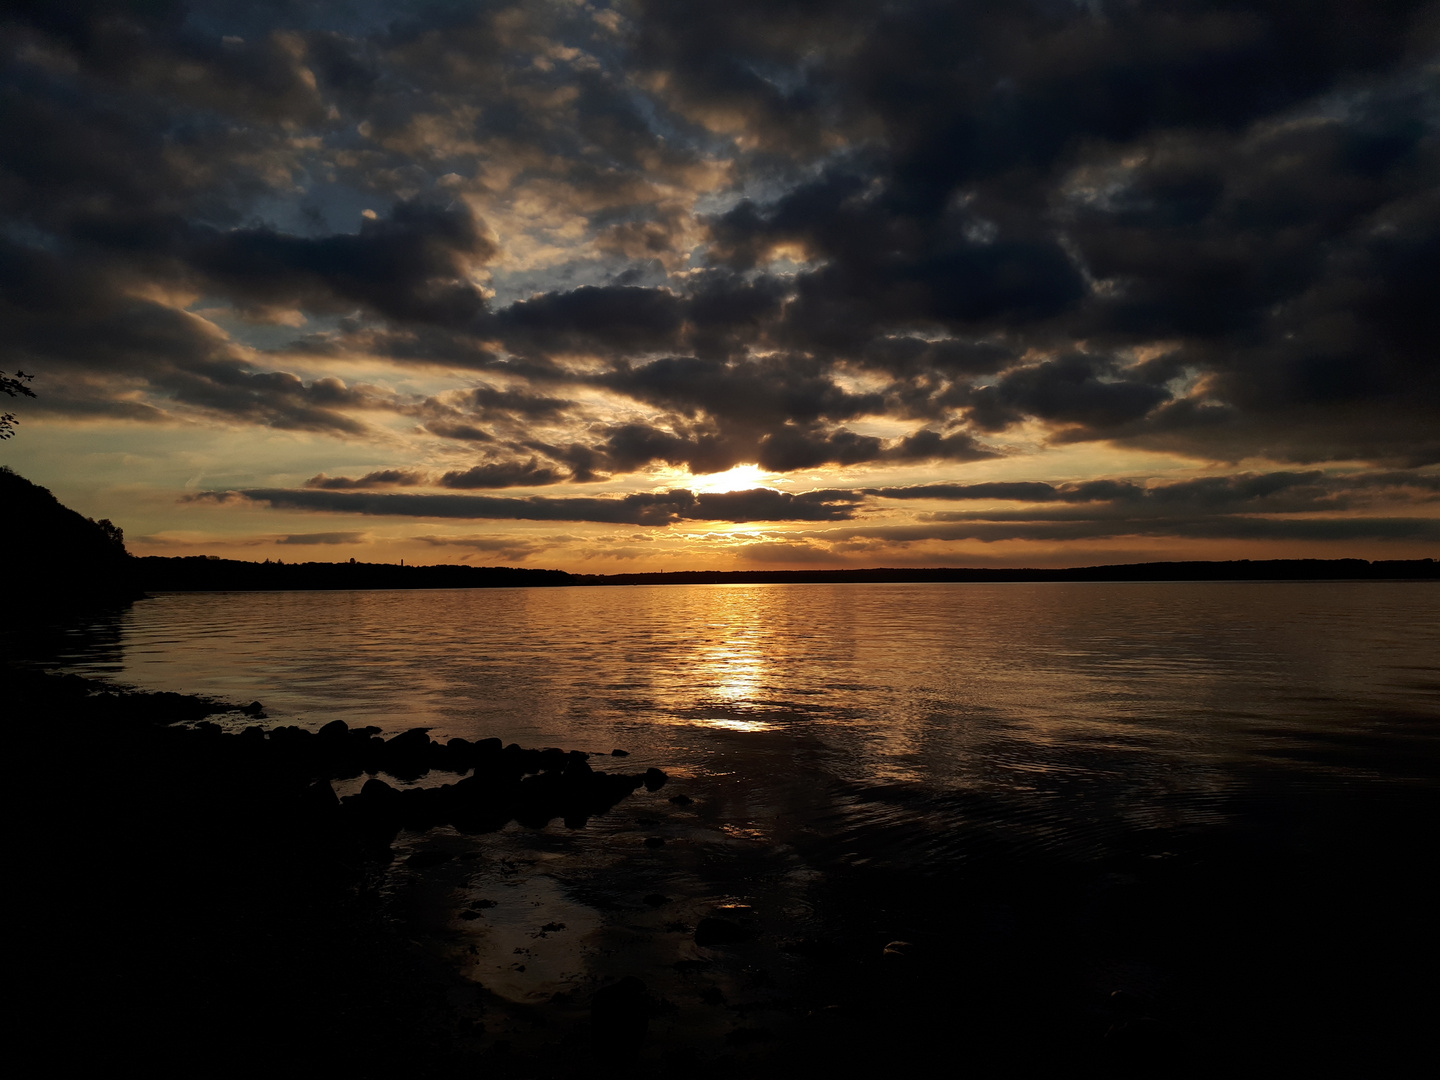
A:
[130,556,1439,594]
[16,660,1439,1076]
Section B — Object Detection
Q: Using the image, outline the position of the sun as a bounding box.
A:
[691,464,776,494]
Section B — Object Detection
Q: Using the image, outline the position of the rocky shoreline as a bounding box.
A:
[16,662,1438,1077]
[13,665,676,1076]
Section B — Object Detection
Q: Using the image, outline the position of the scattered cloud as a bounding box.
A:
[6,1,1438,565]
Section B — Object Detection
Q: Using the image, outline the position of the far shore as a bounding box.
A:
[132,555,1438,593]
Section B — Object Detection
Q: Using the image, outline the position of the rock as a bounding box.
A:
[446,738,481,775]
[427,738,462,773]
[1103,1015,1181,1063]
[241,701,265,717]
[345,777,402,851]
[381,727,433,780]
[643,893,670,907]
[668,793,693,806]
[298,780,340,818]
[644,836,666,848]
[591,976,649,1059]
[725,1026,773,1046]
[610,748,629,757]
[643,767,667,791]
[359,777,399,803]
[1108,989,1148,1016]
[695,917,754,947]
[882,940,914,958]
[780,937,833,960]
[391,727,432,746]
[396,784,443,830]
[405,849,454,868]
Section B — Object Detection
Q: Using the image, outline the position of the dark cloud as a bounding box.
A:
[423,421,495,444]
[965,353,1172,433]
[465,385,572,420]
[756,425,883,471]
[203,468,1439,537]
[842,468,1440,544]
[5,0,1439,507]
[496,286,685,358]
[600,353,882,427]
[818,516,1440,545]
[276,531,367,545]
[414,533,561,561]
[188,198,496,325]
[157,366,382,433]
[0,236,393,430]
[707,176,1088,333]
[860,336,1018,378]
[691,487,863,523]
[876,470,1440,516]
[198,485,865,525]
[597,423,728,474]
[439,458,567,490]
[305,470,426,489]
[885,428,999,463]
[874,481,1079,503]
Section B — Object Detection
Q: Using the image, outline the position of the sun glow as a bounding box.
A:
[692,464,776,493]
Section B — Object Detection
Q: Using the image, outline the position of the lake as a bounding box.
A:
[37,581,1440,1068]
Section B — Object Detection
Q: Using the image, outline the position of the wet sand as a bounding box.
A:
[16,664,1438,1077]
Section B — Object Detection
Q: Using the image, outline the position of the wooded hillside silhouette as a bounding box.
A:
[1,466,139,609]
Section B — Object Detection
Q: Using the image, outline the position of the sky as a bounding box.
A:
[2,0,1438,571]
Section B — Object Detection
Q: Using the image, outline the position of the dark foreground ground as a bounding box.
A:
[15,663,1438,1078]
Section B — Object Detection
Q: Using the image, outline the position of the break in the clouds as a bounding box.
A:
[3,2,1436,568]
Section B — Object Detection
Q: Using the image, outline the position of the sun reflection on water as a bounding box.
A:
[673,593,778,731]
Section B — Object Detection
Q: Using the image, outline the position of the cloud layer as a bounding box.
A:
[3,2,1436,564]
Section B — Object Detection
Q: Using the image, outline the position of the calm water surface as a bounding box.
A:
[39,581,1440,1026]
[51,581,1440,849]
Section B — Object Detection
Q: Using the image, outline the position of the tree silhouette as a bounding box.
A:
[1,370,35,440]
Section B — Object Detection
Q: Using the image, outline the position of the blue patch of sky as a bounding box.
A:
[245,178,381,236]
[488,252,651,309]
[2,219,64,253]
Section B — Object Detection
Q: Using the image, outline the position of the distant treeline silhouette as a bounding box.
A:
[137,557,572,591]
[133,555,1437,591]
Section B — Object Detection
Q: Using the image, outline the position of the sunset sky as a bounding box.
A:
[3,0,1437,571]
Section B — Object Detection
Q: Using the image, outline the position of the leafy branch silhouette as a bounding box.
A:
[1,370,36,440]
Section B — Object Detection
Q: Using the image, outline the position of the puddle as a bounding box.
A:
[454,871,602,1003]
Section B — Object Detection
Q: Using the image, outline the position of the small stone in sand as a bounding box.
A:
[695,917,754,947]
[591,976,649,1059]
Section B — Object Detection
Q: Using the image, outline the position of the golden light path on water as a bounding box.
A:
[686,598,774,732]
